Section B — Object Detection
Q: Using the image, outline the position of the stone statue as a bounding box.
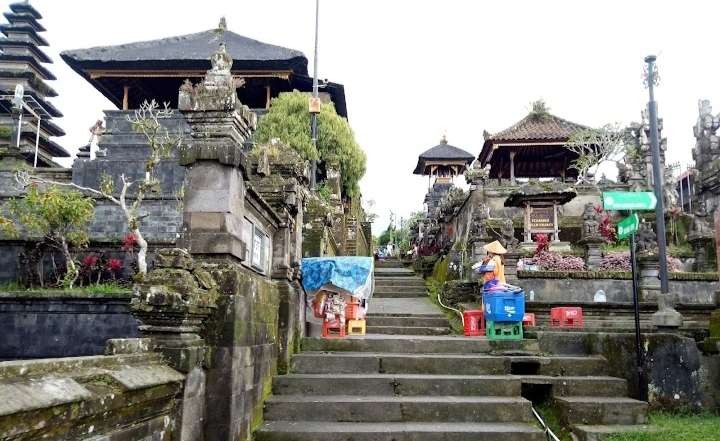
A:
[689,200,714,240]
[500,217,518,250]
[469,203,489,241]
[636,221,658,255]
[580,202,601,240]
[210,42,232,73]
[692,100,720,193]
[663,166,679,210]
[179,43,245,111]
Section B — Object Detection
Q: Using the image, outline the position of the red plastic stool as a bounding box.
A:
[322,319,346,338]
[550,307,584,328]
[522,313,536,327]
[463,310,485,336]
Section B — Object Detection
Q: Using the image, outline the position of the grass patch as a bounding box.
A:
[0,282,132,297]
[425,277,464,334]
[606,412,720,441]
[534,402,573,441]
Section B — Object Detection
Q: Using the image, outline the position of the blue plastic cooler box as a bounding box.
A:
[483,290,525,322]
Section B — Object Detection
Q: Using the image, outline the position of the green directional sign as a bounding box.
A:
[602,191,657,211]
[617,213,640,240]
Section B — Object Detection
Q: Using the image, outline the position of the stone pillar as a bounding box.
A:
[504,250,520,283]
[637,254,661,303]
[579,238,604,270]
[509,151,516,185]
[131,248,217,441]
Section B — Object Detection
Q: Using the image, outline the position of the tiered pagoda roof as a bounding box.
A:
[479,103,589,180]
[0,0,68,166]
[413,136,474,175]
[61,21,348,117]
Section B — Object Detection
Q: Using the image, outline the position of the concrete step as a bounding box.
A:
[374,278,426,288]
[572,424,656,441]
[302,335,540,354]
[374,269,416,277]
[256,421,546,441]
[366,316,449,327]
[555,396,648,425]
[291,352,607,376]
[373,291,428,298]
[518,375,628,397]
[374,285,427,293]
[263,395,533,423]
[365,325,450,336]
[272,374,521,396]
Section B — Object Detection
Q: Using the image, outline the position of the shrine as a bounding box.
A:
[61,18,347,116]
[479,101,589,183]
[504,181,577,251]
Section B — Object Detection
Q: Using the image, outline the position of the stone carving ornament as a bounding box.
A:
[580,202,601,240]
[500,218,518,250]
[692,100,720,182]
[635,221,658,255]
[689,200,714,241]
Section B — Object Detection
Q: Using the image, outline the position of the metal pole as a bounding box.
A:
[34,117,41,168]
[645,55,669,294]
[309,0,319,190]
[629,231,647,402]
[16,112,23,148]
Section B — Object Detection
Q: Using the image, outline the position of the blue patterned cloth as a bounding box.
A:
[301,257,374,300]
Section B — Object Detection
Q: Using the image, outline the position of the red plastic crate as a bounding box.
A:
[346,299,362,320]
[550,307,584,328]
[522,313,536,327]
[463,310,485,336]
[322,319,346,338]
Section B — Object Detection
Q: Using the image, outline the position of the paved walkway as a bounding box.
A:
[369,297,443,316]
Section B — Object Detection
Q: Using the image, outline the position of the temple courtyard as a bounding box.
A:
[1,1,720,440]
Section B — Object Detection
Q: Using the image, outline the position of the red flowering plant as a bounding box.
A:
[534,233,550,255]
[121,233,138,251]
[532,234,586,271]
[106,258,123,280]
[80,254,102,285]
[594,205,616,243]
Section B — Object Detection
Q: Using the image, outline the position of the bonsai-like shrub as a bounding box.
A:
[8,185,94,288]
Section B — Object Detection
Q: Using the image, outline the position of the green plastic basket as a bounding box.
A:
[486,320,523,340]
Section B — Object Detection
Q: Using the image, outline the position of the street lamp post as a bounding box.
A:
[644,55,683,330]
[309,0,320,190]
[644,55,669,293]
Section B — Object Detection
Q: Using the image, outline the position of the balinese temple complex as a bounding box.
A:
[0,0,67,167]
[61,18,347,117]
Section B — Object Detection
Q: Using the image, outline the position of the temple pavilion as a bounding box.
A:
[414,135,474,216]
[479,102,589,184]
[61,18,347,117]
[0,0,68,167]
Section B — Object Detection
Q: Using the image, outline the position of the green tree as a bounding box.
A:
[18,100,182,276]
[8,185,94,288]
[254,91,366,198]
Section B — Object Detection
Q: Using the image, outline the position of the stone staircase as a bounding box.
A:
[256,335,649,441]
[255,260,650,441]
[367,260,451,336]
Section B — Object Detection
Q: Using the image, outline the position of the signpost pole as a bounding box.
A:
[629,227,647,401]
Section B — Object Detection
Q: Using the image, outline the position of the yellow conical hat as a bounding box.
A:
[483,240,507,255]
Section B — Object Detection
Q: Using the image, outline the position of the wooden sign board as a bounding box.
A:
[529,205,554,231]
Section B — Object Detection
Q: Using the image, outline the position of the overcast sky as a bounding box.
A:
[13,0,720,234]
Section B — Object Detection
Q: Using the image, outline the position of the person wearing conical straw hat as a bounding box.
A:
[482,240,507,285]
